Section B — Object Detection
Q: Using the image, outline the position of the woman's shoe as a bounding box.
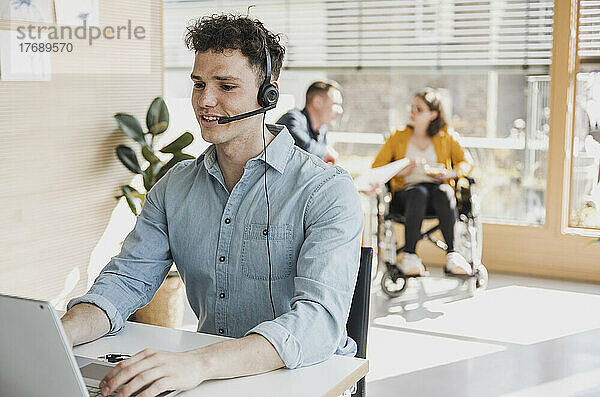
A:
[397,253,427,276]
[445,252,471,275]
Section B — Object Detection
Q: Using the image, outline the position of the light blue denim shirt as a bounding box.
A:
[68,125,364,369]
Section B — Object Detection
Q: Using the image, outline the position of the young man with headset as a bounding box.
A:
[60,14,363,397]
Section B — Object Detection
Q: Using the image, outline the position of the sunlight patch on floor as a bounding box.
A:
[366,327,505,382]
[374,286,600,345]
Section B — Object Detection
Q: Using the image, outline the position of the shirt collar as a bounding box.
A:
[301,107,328,139]
[197,124,293,175]
[250,124,293,174]
[199,144,217,169]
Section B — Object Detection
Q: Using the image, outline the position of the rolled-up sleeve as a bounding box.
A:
[246,168,364,368]
[67,172,174,336]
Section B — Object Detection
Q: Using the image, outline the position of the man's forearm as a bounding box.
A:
[190,333,285,381]
[61,303,111,347]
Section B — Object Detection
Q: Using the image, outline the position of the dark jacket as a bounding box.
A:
[276,108,328,158]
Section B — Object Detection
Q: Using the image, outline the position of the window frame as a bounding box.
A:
[564,0,600,234]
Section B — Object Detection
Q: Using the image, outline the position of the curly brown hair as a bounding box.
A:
[184,14,286,86]
[414,87,448,137]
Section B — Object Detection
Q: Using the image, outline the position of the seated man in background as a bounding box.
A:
[61,14,363,397]
[276,80,343,164]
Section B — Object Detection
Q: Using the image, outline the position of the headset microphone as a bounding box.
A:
[217,44,279,125]
[217,104,275,124]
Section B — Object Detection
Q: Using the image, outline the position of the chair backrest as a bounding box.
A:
[347,247,373,360]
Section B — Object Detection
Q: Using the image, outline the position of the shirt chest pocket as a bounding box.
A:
[240,223,294,280]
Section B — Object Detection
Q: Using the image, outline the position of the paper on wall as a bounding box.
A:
[54,0,99,27]
[0,30,51,81]
[354,158,410,192]
[0,0,54,23]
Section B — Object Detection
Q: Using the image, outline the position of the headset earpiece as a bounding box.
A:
[259,83,279,108]
[257,44,279,108]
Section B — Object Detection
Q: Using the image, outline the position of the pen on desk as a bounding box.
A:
[98,353,131,363]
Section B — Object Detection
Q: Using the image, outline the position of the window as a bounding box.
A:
[568,0,600,230]
[326,70,552,224]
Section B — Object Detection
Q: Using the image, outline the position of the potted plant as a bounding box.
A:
[113,97,194,328]
[115,97,194,215]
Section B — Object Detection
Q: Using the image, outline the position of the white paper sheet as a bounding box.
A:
[0,0,54,23]
[54,0,99,27]
[0,30,51,81]
[354,158,410,191]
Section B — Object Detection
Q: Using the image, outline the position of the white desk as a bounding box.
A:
[73,321,368,397]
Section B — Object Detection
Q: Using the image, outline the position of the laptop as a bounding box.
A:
[0,294,179,397]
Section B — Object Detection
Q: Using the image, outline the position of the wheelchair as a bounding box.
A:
[376,177,489,298]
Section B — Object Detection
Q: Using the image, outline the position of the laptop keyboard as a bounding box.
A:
[87,384,170,396]
[87,385,155,397]
[87,385,116,396]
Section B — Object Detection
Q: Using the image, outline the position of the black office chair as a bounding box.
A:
[346,247,373,397]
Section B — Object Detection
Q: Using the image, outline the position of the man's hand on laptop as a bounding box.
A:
[99,348,206,397]
[98,334,285,396]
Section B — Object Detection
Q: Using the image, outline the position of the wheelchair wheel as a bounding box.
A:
[377,217,397,278]
[468,264,489,295]
[475,264,488,290]
[380,268,408,298]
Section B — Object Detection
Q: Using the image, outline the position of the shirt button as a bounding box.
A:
[224,218,231,224]
[219,292,225,298]
[218,328,224,334]
[262,229,268,236]
[219,256,225,262]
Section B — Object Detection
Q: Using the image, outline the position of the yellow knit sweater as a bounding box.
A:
[372,126,473,192]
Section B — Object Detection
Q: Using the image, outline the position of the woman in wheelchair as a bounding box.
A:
[372,88,473,276]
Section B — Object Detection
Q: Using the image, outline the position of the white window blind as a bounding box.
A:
[579,0,600,59]
[164,0,562,69]
[164,0,328,68]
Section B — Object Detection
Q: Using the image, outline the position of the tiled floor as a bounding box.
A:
[179,269,600,396]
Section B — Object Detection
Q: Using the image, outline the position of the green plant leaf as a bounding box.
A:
[155,151,195,181]
[125,196,138,215]
[142,161,164,191]
[149,161,163,178]
[176,152,196,161]
[120,185,137,196]
[146,97,170,135]
[142,170,153,192]
[116,145,143,174]
[159,132,194,153]
[155,157,179,181]
[142,145,161,165]
[127,188,146,202]
[115,113,147,146]
[119,185,144,216]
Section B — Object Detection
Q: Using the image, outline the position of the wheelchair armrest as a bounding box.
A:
[386,211,406,224]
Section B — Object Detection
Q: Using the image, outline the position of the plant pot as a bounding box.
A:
[131,270,185,328]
